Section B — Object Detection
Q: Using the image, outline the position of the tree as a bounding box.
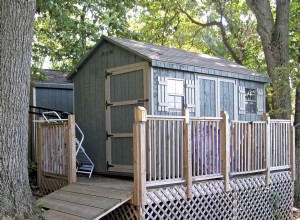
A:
[289,0,300,207]
[33,0,136,72]
[134,0,267,74]
[246,0,291,119]
[0,0,40,219]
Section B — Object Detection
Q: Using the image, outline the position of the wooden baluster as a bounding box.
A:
[183,108,192,199]
[67,115,76,184]
[37,117,44,187]
[262,114,270,185]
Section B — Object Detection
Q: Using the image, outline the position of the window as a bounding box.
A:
[245,88,257,113]
[167,79,184,113]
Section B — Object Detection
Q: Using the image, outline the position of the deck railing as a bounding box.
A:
[230,121,268,174]
[146,116,185,185]
[190,118,223,180]
[133,107,295,207]
[270,120,292,169]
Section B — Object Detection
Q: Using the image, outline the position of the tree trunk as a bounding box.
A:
[81,6,87,54]
[0,0,40,219]
[295,87,300,208]
[246,0,291,119]
[294,53,300,208]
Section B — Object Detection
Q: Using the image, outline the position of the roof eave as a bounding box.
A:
[67,35,151,80]
[151,60,271,83]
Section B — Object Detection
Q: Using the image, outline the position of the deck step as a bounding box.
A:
[37,178,133,220]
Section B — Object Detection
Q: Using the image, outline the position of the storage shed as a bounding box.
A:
[29,70,74,161]
[30,69,73,113]
[68,36,271,174]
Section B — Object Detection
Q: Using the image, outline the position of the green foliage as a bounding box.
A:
[267,64,299,117]
[33,0,136,72]
[28,161,37,177]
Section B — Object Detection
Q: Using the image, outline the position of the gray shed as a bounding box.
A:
[30,69,73,113]
[68,36,270,174]
[29,70,74,161]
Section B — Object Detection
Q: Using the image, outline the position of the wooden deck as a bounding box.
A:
[37,176,133,220]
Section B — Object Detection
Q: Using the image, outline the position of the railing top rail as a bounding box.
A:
[270,119,291,123]
[231,120,267,124]
[147,115,185,120]
[190,117,223,121]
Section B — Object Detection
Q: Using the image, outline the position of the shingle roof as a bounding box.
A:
[69,35,270,82]
[32,69,70,84]
[107,36,266,78]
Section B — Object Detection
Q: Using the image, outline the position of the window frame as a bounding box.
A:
[244,88,257,114]
[167,78,185,113]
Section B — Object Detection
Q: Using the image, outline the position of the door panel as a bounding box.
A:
[111,138,133,166]
[198,76,237,120]
[111,104,140,134]
[220,81,235,120]
[110,71,144,102]
[199,78,217,117]
[105,63,147,173]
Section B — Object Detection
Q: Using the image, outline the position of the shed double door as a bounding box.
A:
[105,62,148,173]
[198,76,237,120]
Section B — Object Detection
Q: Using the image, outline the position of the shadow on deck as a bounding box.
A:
[37,176,133,220]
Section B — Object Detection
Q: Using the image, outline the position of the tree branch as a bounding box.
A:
[177,3,220,27]
[177,1,242,64]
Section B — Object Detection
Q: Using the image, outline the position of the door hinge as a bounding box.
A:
[107,161,114,170]
[105,71,112,79]
[106,131,114,140]
[106,100,113,109]
[138,98,149,103]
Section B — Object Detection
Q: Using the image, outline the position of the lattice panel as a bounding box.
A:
[39,176,68,195]
[107,172,293,220]
[144,181,234,220]
[103,203,138,220]
[232,172,293,220]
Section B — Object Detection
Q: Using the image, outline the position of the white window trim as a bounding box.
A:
[244,88,258,114]
[167,78,185,113]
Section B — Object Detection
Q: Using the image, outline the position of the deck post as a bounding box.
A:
[133,106,147,208]
[183,108,192,199]
[262,113,271,185]
[67,115,77,183]
[289,115,296,181]
[220,111,230,192]
[37,117,44,187]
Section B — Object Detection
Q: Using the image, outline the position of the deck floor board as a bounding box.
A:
[42,210,88,220]
[37,176,133,220]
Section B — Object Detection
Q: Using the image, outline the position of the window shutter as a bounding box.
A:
[257,88,264,115]
[158,76,168,111]
[238,86,246,115]
[185,79,195,113]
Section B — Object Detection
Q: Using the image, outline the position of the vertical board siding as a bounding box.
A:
[35,87,73,113]
[73,41,146,172]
